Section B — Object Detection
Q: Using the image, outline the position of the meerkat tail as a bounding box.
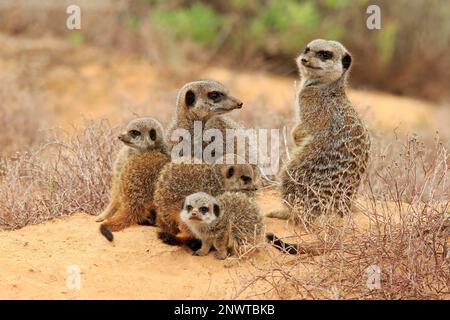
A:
[100,224,114,242]
[266,233,299,254]
[157,230,185,246]
[266,209,290,220]
[157,231,202,251]
[99,214,138,241]
[266,233,323,256]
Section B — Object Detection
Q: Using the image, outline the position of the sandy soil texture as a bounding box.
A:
[0,190,297,299]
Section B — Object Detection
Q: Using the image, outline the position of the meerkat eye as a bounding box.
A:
[241,175,252,184]
[149,128,157,141]
[207,91,223,101]
[186,205,193,212]
[199,206,209,214]
[129,130,141,138]
[304,47,310,54]
[317,50,333,60]
[226,167,234,178]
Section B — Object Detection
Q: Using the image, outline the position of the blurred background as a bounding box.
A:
[0,0,449,157]
[1,0,449,101]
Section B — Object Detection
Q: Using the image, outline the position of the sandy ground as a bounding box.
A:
[0,34,447,299]
[0,190,294,299]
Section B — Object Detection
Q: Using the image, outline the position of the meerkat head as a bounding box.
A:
[221,163,258,192]
[118,117,165,152]
[296,39,352,86]
[176,80,243,120]
[180,192,221,227]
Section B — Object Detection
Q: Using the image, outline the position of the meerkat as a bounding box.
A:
[268,39,370,222]
[180,192,264,260]
[98,117,170,241]
[166,79,243,159]
[154,155,259,247]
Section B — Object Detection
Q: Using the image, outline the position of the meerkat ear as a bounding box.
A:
[185,90,196,107]
[213,204,220,217]
[342,53,352,70]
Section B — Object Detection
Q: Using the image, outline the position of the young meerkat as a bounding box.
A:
[166,79,244,159]
[98,117,170,241]
[154,155,259,247]
[268,39,370,222]
[180,192,264,260]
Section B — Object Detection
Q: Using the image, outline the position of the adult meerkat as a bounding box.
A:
[166,80,243,159]
[180,192,264,260]
[154,156,259,246]
[268,39,370,222]
[98,117,170,241]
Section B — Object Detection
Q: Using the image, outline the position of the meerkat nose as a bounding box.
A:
[236,102,243,108]
[301,58,308,65]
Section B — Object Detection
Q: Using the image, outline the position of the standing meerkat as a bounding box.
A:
[167,80,244,159]
[268,39,370,222]
[154,156,259,246]
[98,117,170,241]
[180,192,264,261]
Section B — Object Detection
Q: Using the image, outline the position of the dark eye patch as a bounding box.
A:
[186,205,193,212]
[149,128,157,141]
[317,50,333,60]
[226,166,234,178]
[129,130,141,138]
[199,206,209,214]
[241,175,252,184]
[207,91,223,101]
[304,47,310,54]
[185,90,196,107]
[213,204,220,217]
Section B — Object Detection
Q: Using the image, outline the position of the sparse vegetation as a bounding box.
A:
[0,0,448,300]
[0,120,119,230]
[234,132,449,299]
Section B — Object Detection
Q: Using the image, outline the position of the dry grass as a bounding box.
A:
[233,131,449,300]
[0,74,49,156]
[0,120,119,230]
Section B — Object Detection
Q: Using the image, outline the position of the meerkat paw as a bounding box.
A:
[214,252,228,260]
[266,209,290,220]
[193,249,209,256]
[95,216,106,222]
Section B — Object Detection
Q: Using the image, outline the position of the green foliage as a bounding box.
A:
[150,3,224,46]
[324,0,351,10]
[250,0,320,52]
[67,31,85,45]
[127,14,140,32]
[376,23,398,64]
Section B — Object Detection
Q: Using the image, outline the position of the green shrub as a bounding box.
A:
[150,3,224,46]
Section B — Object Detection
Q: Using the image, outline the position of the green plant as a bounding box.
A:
[150,3,224,46]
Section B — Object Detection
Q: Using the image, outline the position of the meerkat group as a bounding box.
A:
[96,39,371,260]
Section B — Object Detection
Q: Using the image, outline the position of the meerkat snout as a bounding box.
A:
[222,163,258,192]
